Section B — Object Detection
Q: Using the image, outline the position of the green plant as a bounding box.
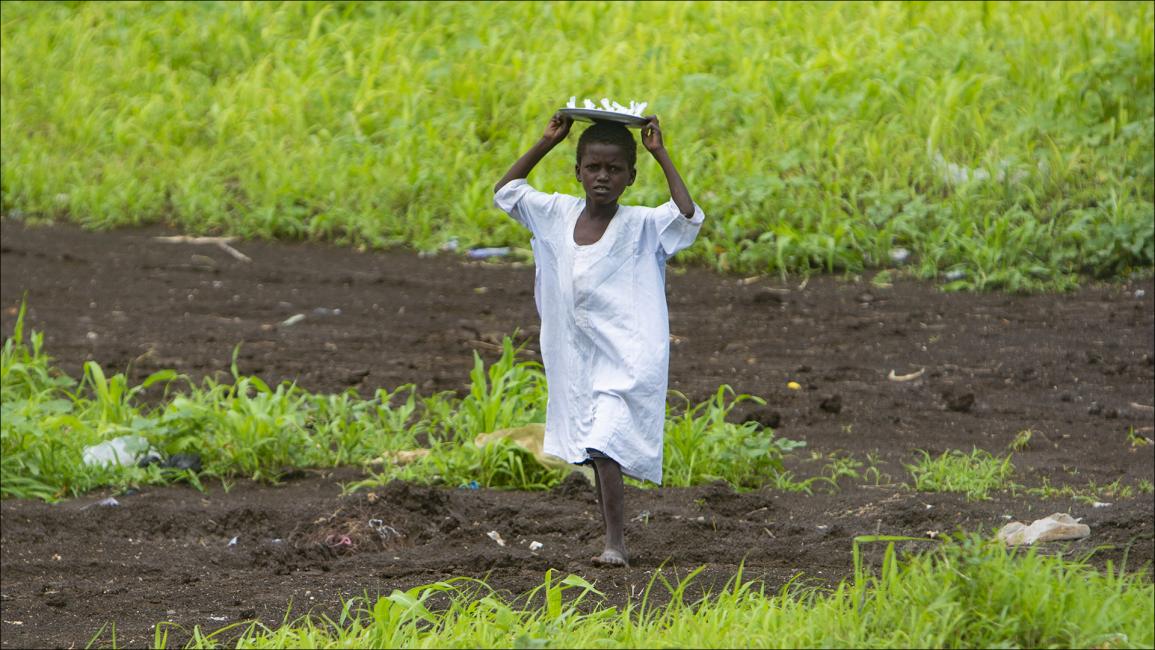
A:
[905,448,1015,501]
[1009,428,1034,451]
[663,385,805,490]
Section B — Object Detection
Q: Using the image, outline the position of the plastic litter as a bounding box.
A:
[82,435,154,468]
[460,480,480,490]
[529,541,544,551]
[280,313,306,327]
[997,513,1090,546]
[312,307,342,317]
[368,519,403,541]
[944,269,966,282]
[474,425,595,485]
[164,453,202,472]
[227,536,238,547]
[139,452,203,473]
[324,534,354,549]
[467,247,511,260]
[889,248,911,264]
[81,497,120,511]
[486,531,507,547]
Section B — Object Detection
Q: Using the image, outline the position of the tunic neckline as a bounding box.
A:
[571,202,622,249]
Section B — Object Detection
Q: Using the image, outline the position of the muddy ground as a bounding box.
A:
[1,219,1153,648]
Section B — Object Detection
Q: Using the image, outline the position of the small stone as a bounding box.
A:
[752,290,784,306]
[943,390,975,413]
[819,394,842,414]
[744,408,781,430]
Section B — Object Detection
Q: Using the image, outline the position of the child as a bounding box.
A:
[493,112,704,567]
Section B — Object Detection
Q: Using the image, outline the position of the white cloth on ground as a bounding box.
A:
[494,178,704,484]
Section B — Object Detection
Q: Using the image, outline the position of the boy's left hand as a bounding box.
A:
[641,115,665,153]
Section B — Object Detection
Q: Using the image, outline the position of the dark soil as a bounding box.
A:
[2,219,1153,648]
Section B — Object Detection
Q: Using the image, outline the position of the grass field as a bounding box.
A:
[2,1,1152,290]
[141,537,1152,649]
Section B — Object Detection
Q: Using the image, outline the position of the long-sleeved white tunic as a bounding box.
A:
[494,179,704,484]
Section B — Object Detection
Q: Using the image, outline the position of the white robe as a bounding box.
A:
[494,179,704,484]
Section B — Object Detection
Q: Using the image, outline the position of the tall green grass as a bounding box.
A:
[125,535,1153,648]
[2,1,1152,290]
[1,311,801,500]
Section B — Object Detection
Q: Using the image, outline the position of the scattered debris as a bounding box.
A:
[931,149,1025,186]
[164,453,203,472]
[370,449,431,466]
[997,513,1090,546]
[630,510,652,524]
[944,269,966,282]
[1130,402,1154,413]
[80,497,120,511]
[280,314,306,327]
[82,435,155,468]
[153,235,252,263]
[889,248,911,264]
[1092,502,1112,508]
[311,307,342,317]
[528,541,544,551]
[475,424,595,485]
[786,381,802,390]
[139,453,203,473]
[324,534,354,549]
[888,368,925,382]
[227,536,238,548]
[467,247,510,260]
[368,519,403,541]
[486,531,506,547]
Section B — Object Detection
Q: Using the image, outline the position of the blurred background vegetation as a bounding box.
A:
[2,0,1152,290]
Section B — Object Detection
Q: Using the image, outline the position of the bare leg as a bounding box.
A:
[591,456,628,567]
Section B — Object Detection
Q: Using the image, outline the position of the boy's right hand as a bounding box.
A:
[542,112,573,146]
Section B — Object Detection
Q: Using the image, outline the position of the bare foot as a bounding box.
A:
[592,549,629,567]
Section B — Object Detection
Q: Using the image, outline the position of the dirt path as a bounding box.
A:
[2,219,1153,648]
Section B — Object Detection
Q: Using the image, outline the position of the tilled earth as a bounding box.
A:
[1,219,1153,648]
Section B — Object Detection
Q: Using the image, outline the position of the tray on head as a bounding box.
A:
[559,107,648,127]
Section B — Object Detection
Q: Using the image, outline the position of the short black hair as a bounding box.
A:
[576,121,637,169]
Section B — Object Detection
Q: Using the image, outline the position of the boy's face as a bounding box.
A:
[575,142,636,207]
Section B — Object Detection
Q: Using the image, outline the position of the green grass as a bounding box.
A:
[1,307,802,500]
[3,1,1153,291]
[108,534,1153,649]
[905,448,1015,501]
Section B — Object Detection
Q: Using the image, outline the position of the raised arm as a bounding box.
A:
[494,112,574,193]
[640,116,695,218]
